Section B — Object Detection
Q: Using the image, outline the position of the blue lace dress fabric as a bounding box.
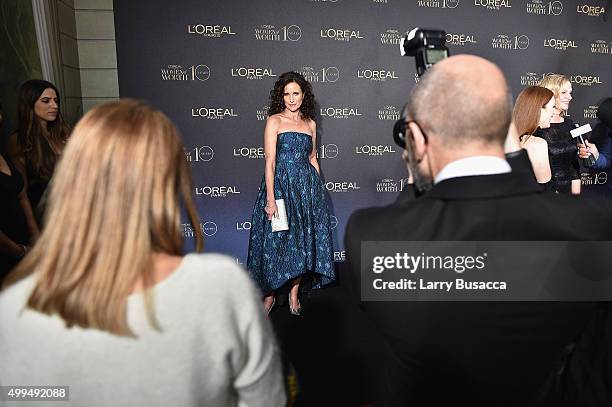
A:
[247,131,335,295]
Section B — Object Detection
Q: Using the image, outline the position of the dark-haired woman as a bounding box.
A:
[247,71,335,316]
[8,80,70,218]
[0,103,39,282]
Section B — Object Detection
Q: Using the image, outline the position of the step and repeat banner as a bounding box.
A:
[114,0,611,263]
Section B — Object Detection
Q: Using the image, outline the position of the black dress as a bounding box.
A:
[26,161,51,219]
[533,119,580,194]
[0,154,29,281]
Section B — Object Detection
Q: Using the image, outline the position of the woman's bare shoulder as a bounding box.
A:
[267,113,283,122]
[265,114,282,130]
[6,132,22,156]
[307,118,316,132]
[523,135,548,152]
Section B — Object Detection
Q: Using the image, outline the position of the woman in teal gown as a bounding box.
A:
[247,72,335,316]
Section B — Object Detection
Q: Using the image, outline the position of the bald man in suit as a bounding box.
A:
[344,55,612,406]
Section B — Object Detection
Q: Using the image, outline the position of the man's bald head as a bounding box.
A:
[407,55,512,147]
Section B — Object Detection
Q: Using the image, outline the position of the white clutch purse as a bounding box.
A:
[271,199,289,232]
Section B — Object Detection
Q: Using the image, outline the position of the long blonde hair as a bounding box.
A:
[7,99,202,335]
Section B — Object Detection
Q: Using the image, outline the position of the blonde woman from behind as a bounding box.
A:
[0,100,285,407]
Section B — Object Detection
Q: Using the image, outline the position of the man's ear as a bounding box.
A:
[407,121,427,162]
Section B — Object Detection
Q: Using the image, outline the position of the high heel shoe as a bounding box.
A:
[288,293,301,316]
[265,296,276,315]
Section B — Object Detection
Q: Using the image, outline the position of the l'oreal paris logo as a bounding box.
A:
[191,107,238,119]
[320,28,364,41]
[543,38,577,50]
[355,145,397,156]
[194,186,241,197]
[186,24,236,37]
[320,107,362,119]
[325,181,360,192]
[357,69,398,81]
[474,0,511,9]
[446,33,477,46]
[570,75,602,86]
[230,67,276,80]
[233,147,264,159]
[576,4,605,16]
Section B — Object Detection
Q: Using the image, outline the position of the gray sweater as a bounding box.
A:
[0,253,285,407]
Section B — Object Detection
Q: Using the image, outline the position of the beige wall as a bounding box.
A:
[75,0,118,113]
[56,0,118,122]
[57,0,82,124]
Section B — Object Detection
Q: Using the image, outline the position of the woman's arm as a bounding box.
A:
[571,179,581,195]
[6,133,27,180]
[523,137,552,184]
[7,133,33,202]
[308,120,320,174]
[0,230,28,260]
[569,139,582,195]
[263,117,279,219]
[6,136,40,240]
[18,187,40,242]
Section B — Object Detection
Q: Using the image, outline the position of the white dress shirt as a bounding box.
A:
[434,155,511,184]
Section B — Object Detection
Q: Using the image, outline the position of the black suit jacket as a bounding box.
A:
[344,170,612,407]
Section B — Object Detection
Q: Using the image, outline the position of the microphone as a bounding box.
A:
[570,123,596,167]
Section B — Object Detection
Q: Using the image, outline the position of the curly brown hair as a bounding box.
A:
[268,71,316,120]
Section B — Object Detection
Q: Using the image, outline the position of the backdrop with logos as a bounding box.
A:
[114,0,611,263]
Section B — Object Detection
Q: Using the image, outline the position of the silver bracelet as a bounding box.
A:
[18,244,27,259]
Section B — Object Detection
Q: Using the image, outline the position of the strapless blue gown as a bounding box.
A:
[247,131,335,295]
